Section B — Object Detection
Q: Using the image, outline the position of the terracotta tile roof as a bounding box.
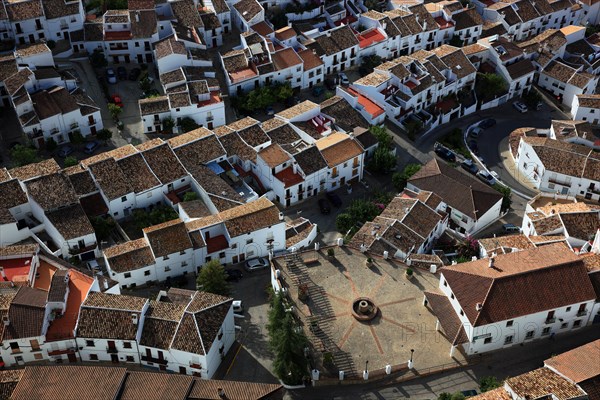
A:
[297,48,323,70]
[251,21,272,36]
[423,291,469,345]
[462,43,488,55]
[285,217,314,248]
[141,143,188,184]
[271,47,303,71]
[232,0,262,22]
[522,136,598,179]
[0,179,27,209]
[77,293,147,339]
[258,143,291,168]
[452,8,483,30]
[380,196,441,238]
[188,378,282,399]
[320,95,369,131]
[144,219,192,258]
[47,269,68,302]
[83,291,147,310]
[120,372,192,400]
[470,387,512,400]
[316,132,363,167]
[9,158,59,182]
[293,146,327,176]
[81,144,138,167]
[409,159,502,221]
[186,165,244,203]
[6,0,42,21]
[238,124,270,148]
[128,0,155,10]
[559,212,599,241]
[545,339,600,383]
[174,134,227,169]
[154,36,187,60]
[0,168,10,183]
[217,132,257,162]
[3,67,32,96]
[25,172,78,211]
[64,167,98,197]
[478,234,536,256]
[441,243,596,326]
[88,158,132,201]
[2,286,46,340]
[506,58,536,79]
[14,42,50,57]
[116,153,160,193]
[507,367,586,400]
[10,366,127,400]
[0,244,38,257]
[140,300,187,350]
[167,127,213,148]
[314,25,358,55]
[172,292,232,355]
[263,121,301,146]
[45,204,94,240]
[576,94,600,109]
[139,95,170,115]
[432,45,476,79]
[542,59,578,84]
[0,369,23,400]
[104,238,155,273]
[355,71,391,87]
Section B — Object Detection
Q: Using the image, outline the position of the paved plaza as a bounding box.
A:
[274,247,467,379]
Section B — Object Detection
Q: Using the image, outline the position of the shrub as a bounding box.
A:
[479,376,501,392]
[10,144,39,167]
[64,156,78,167]
[196,260,230,296]
[327,248,335,257]
[45,137,57,153]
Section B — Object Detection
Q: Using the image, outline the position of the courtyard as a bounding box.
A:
[273,247,468,380]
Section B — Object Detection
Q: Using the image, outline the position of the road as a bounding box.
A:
[284,326,600,399]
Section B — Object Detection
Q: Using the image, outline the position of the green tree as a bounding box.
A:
[336,213,355,234]
[274,82,293,101]
[360,55,383,74]
[449,35,463,47]
[97,128,112,144]
[196,259,231,296]
[450,393,466,400]
[139,76,153,93]
[493,184,512,212]
[522,89,542,108]
[132,204,178,230]
[271,11,288,29]
[183,191,198,202]
[369,125,393,149]
[10,144,39,167]
[90,49,107,68]
[64,156,78,167]
[45,137,57,153]
[108,103,122,121]
[162,116,175,133]
[69,130,85,144]
[180,117,199,133]
[479,376,501,392]
[476,73,508,101]
[369,145,396,173]
[405,119,423,141]
[92,216,115,241]
[267,291,286,337]
[392,163,421,191]
[270,312,308,385]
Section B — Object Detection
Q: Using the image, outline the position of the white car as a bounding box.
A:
[338,73,349,86]
[512,102,528,113]
[477,170,497,186]
[244,257,269,272]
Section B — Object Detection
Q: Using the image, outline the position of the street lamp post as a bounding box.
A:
[408,349,415,369]
[363,360,369,380]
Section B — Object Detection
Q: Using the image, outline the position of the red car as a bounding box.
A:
[110,94,123,107]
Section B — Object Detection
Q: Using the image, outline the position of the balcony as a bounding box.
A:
[69,242,97,255]
[207,115,214,121]
[88,119,96,126]
[548,177,571,187]
[49,128,60,135]
[70,122,79,129]
[48,348,76,356]
[141,355,168,365]
[545,317,556,324]
[189,362,202,369]
[577,310,588,317]
[60,23,68,30]
[106,347,118,354]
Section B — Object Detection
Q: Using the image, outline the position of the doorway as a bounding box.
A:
[111,354,119,363]
[68,353,77,363]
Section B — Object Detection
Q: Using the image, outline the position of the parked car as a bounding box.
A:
[435,146,456,162]
[105,68,117,84]
[512,101,528,113]
[338,72,349,85]
[110,94,123,107]
[225,269,243,281]
[503,223,521,233]
[116,66,127,80]
[479,118,496,129]
[233,300,244,313]
[312,86,325,97]
[57,145,74,157]
[318,198,331,214]
[468,139,479,154]
[244,257,269,272]
[128,67,141,81]
[265,105,275,116]
[469,127,483,138]
[461,159,478,174]
[477,170,496,185]
[326,191,342,207]
[84,141,100,154]
[461,390,478,398]
[535,101,543,110]
[325,78,336,90]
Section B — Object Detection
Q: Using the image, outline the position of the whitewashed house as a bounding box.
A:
[571,94,600,124]
[538,59,599,106]
[424,243,597,357]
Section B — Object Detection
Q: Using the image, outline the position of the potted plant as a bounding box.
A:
[323,352,334,367]
[405,268,414,280]
[366,257,374,268]
[298,283,309,301]
[327,248,335,258]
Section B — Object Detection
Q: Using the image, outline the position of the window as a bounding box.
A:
[121,196,127,202]
[147,192,152,198]
[30,339,40,351]
[506,320,514,327]
[231,243,237,249]
[566,306,571,312]
[246,239,253,245]
[165,266,171,272]
[86,340,94,347]
[219,252,225,258]
[484,337,492,344]
[542,327,551,336]
[10,343,19,352]
[34,353,43,360]
[126,356,134,362]
[560,323,568,329]
[218,331,223,340]
[504,335,513,345]
[135,42,139,47]
[525,330,534,339]
[450,293,455,300]
[459,310,464,316]
[179,367,187,374]
[89,354,98,361]
[123,342,132,349]
[124,273,131,278]
[144,270,150,276]
[573,320,582,328]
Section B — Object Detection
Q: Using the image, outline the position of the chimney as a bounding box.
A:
[488,256,494,268]
[217,387,225,398]
[103,279,109,290]
[135,11,140,23]
[293,163,298,174]
[131,313,138,325]
[476,303,482,311]
[422,21,427,31]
